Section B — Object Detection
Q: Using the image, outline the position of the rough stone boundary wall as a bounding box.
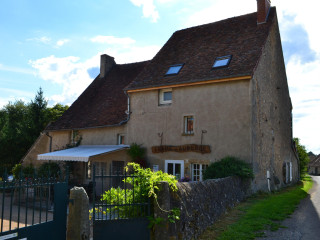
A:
[155,176,250,240]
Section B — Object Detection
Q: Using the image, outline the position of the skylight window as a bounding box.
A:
[166,64,184,75]
[212,55,232,69]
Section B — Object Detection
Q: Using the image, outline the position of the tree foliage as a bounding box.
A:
[293,138,310,177]
[0,88,68,175]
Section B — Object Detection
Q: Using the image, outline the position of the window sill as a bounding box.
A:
[181,133,194,136]
[158,103,172,106]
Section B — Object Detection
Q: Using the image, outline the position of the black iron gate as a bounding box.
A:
[0,171,68,240]
[92,164,151,240]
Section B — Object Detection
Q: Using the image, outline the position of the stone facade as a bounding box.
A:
[250,14,299,191]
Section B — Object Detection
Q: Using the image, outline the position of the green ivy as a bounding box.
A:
[90,162,180,223]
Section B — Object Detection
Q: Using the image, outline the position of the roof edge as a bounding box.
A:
[126,75,252,93]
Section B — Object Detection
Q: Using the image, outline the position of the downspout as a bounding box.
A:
[119,90,131,125]
[46,132,52,152]
[267,170,271,192]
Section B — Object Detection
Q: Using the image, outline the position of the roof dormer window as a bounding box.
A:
[212,55,232,69]
[166,64,184,75]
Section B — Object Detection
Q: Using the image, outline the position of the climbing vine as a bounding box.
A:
[90,162,180,224]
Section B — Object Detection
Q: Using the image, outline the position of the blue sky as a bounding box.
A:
[0,0,319,154]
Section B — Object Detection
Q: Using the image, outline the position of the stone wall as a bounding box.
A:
[250,12,299,192]
[155,176,250,240]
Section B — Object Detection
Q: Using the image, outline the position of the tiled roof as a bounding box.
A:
[309,155,320,167]
[126,8,276,91]
[47,8,277,130]
[46,61,149,130]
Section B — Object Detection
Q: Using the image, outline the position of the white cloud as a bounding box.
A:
[130,0,159,22]
[104,45,160,63]
[56,39,70,47]
[29,42,160,106]
[90,36,136,45]
[185,0,255,27]
[26,36,70,48]
[0,63,36,75]
[273,0,320,54]
[27,36,51,44]
[29,55,98,105]
[287,56,320,153]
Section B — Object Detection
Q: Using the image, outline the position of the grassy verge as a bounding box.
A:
[199,176,313,240]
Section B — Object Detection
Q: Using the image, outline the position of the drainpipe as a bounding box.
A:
[46,132,52,152]
[119,91,131,125]
[267,170,271,192]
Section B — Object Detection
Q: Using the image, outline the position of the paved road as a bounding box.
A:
[256,176,320,240]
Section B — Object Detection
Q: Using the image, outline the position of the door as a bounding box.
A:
[165,160,184,180]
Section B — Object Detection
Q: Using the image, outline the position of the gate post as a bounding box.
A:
[67,187,90,240]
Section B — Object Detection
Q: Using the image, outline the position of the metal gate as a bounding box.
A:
[92,164,151,240]
[0,171,68,240]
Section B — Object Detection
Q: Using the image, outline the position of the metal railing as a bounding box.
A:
[0,169,67,234]
[92,165,150,221]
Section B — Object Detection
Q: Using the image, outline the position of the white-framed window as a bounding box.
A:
[184,116,194,135]
[165,160,184,180]
[94,162,107,176]
[159,88,172,105]
[117,134,125,145]
[191,164,208,182]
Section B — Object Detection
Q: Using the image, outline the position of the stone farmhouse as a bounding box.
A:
[22,0,299,192]
[308,155,320,175]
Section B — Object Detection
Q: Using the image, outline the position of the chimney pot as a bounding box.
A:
[100,54,115,78]
[257,0,271,24]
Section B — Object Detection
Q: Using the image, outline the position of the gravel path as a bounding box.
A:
[256,176,320,240]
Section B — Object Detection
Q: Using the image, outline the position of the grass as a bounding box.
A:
[199,175,313,240]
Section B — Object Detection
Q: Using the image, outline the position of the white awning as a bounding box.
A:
[37,145,129,162]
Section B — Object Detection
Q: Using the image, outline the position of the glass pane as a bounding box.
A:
[186,117,194,134]
[163,91,172,101]
[213,57,230,68]
[166,65,182,75]
[175,163,181,179]
[168,163,174,175]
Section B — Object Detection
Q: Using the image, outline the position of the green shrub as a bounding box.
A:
[12,163,35,179]
[127,143,147,168]
[38,162,60,178]
[203,156,254,180]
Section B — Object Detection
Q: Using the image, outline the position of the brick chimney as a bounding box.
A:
[100,54,115,78]
[257,0,271,24]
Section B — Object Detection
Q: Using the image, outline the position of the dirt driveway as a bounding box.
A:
[256,176,320,240]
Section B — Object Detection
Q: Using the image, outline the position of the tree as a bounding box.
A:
[0,100,30,175]
[47,103,69,122]
[0,88,68,175]
[293,138,310,177]
[28,87,48,140]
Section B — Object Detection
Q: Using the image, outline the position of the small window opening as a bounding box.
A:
[212,55,232,69]
[117,134,125,145]
[184,116,194,135]
[166,64,184,75]
[159,88,172,105]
